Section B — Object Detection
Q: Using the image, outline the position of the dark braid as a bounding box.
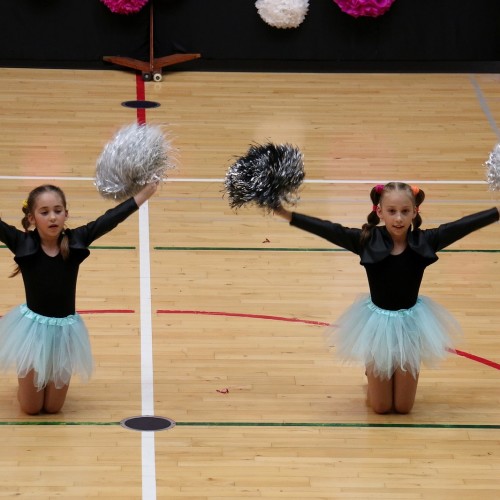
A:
[10,185,70,278]
[412,186,425,229]
[360,182,426,246]
[360,184,384,245]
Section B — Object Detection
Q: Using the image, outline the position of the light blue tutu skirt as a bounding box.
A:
[325,294,462,379]
[0,304,93,389]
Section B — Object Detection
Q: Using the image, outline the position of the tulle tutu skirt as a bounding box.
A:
[325,294,462,379]
[0,304,93,389]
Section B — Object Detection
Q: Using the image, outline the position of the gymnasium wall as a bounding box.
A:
[0,0,499,72]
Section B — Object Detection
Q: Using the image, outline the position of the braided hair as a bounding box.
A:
[360,182,425,246]
[10,185,70,277]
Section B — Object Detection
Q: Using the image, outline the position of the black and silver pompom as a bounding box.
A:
[485,142,500,191]
[95,123,175,201]
[223,142,305,212]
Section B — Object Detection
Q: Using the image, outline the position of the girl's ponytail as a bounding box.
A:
[411,186,425,229]
[360,184,384,245]
[60,230,69,260]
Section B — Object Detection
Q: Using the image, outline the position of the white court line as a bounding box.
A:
[0,175,488,185]
[141,433,156,500]
[138,201,157,500]
[165,178,488,185]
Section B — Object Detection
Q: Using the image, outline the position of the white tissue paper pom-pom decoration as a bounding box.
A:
[95,123,175,201]
[256,0,309,29]
[485,142,500,191]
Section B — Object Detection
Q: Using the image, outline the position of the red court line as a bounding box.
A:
[157,309,500,371]
[157,309,330,326]
[135,73,146,125]
[450,348,500,370]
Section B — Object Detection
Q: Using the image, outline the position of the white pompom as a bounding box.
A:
[485,142,500,191]
[255,0,309,29]
[95,123,175,201]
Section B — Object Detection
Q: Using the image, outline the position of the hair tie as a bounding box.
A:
[22,199,28,210]
[372,204,378,212]
[375,184,385,194]
[411,185,420,196]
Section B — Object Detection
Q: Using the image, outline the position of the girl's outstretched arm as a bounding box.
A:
[274,205,292,222]
[133,182,158,207]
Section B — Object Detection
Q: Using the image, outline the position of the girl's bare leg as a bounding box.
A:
[18,371,70,414]
[18,370,44,415]
[392,368,419,414]
[367,367,419,414]
[366,367,393,414]
[43,381,70,414]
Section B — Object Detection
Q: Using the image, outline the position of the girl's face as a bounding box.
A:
[28,191,68,241]
[377,190,416,241]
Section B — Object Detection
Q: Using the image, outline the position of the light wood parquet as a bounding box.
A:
[0,67,499,499]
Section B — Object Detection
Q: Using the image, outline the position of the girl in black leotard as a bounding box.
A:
[0,182,157,414]
[275,182,499,414]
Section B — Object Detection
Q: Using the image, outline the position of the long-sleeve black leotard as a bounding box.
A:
[0,197,139,317]
[290,208,499,311]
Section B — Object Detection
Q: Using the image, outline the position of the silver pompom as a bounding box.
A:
[485,143,500,191]
[224,142,305,212]
[95,123,175,201]
[255,0,309,29]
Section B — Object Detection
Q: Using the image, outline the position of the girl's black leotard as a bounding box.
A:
[364,246,428,310]
[289,207,499,311]
[0,197,139,317]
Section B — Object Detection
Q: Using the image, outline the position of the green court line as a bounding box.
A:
[178,421,500,429]
[155,246,345,252]
[89,245,135,250]
[154,246,500,253]
[0,420,498,429]
[3,245,498,253]
[439,249,500,253]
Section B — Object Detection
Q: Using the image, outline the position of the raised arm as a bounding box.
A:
[425,207,500,252]
[69,182,158,247]
[273,205,363,255]
[133,182,158,207]
[274,205,292,222]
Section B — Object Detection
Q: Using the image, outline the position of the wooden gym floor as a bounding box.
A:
[0,67,499,498]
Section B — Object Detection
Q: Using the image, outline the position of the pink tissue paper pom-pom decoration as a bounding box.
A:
[101,0,149,15]
[333,0,397,18]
